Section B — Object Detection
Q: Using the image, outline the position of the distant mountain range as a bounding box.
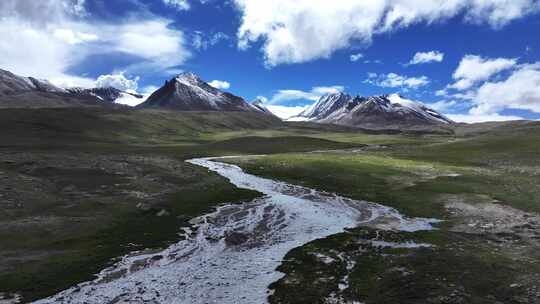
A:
[66,87,143,103]
[0,69,275,116]
[0,69,142,108]
[0,68,452,128]
[290,92,453,127]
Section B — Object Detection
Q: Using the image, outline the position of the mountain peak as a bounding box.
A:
[139,72,269,114]
[174,72,203,86]
[290,92,453,126]
[296,91,352,121]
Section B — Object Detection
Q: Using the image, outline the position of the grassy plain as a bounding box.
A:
[226,121,540,303]
[2,106,539,303]
[0,108,365,301]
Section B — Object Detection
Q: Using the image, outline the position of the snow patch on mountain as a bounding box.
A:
[290,92,453,126]
[139,72,273,115]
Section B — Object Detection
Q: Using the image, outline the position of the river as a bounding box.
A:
[34,157,439,304]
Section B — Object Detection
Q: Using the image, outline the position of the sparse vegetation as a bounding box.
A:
[226,121,540,303]
[1,108,539,303]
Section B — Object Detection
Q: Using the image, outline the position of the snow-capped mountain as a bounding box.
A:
[0,68,140,108]
[291,93,453,127]
[139,72,265,113]
[0,69,66,95]
[66,87,143,103]
[297,92,353,121]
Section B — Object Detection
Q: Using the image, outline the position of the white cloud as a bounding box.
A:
[428,100,459,112]
[233,0,540,66]
[364,59,382,64]
[365,73,430,89]
[311,86,345,95]
[447,113,523,123]
[469,63,540,114]
[435,89,448,97]
[0,0,190,88]
[95,73,139,92]
[266,105,309,119]
[408,51,444,65]
[163,0,190,11]
[208,80,231,90]
[0,0,87,25]
[192,31,229,50]
[111,20,191,74]
[350,53,364,62]
[437,59,540,120]
[53,28,98,45]
[449,55,516,90]
[269,86,344,104]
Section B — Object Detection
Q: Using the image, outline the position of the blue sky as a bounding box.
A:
[1,0,540,122]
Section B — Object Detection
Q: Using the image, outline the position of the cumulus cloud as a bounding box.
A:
[208,80,231,90]
[437,56,540,120]
[0,0,94,86]
[408,51,444,65]
[365,73,430,89]
[163,0,190,11]
[95,73,139,92]
[449,55,517,90]
[350,53,364,62]
[0,0,87,25]
[233,0,540,66]
[110,20,191,74]
[0,0,190,88]
[269,86,345,104]
[469,63,540,114]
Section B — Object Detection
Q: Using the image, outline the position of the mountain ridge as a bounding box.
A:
[291,92,453,127]
[0,68,141,108]
[138,72,265,114]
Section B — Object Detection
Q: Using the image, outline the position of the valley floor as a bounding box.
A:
[1,109,539,303]
[225,124,540,304]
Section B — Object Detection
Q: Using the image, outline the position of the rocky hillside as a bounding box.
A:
[0,69,139,108]
[291,93,453,128]
[138,72,268,114]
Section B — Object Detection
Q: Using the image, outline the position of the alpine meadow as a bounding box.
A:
[1,1,540,303]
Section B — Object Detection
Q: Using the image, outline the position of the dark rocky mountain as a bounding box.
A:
[138,72,265,113]
[0,69,65,96]
[0,68,140,108]
[291,93,453,127]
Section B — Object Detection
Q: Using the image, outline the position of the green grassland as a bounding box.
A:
[225,120,540,303]
[0,108,368,301]
[1,107,539,303]
[227,121,540,217]
[269,228,540,304]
